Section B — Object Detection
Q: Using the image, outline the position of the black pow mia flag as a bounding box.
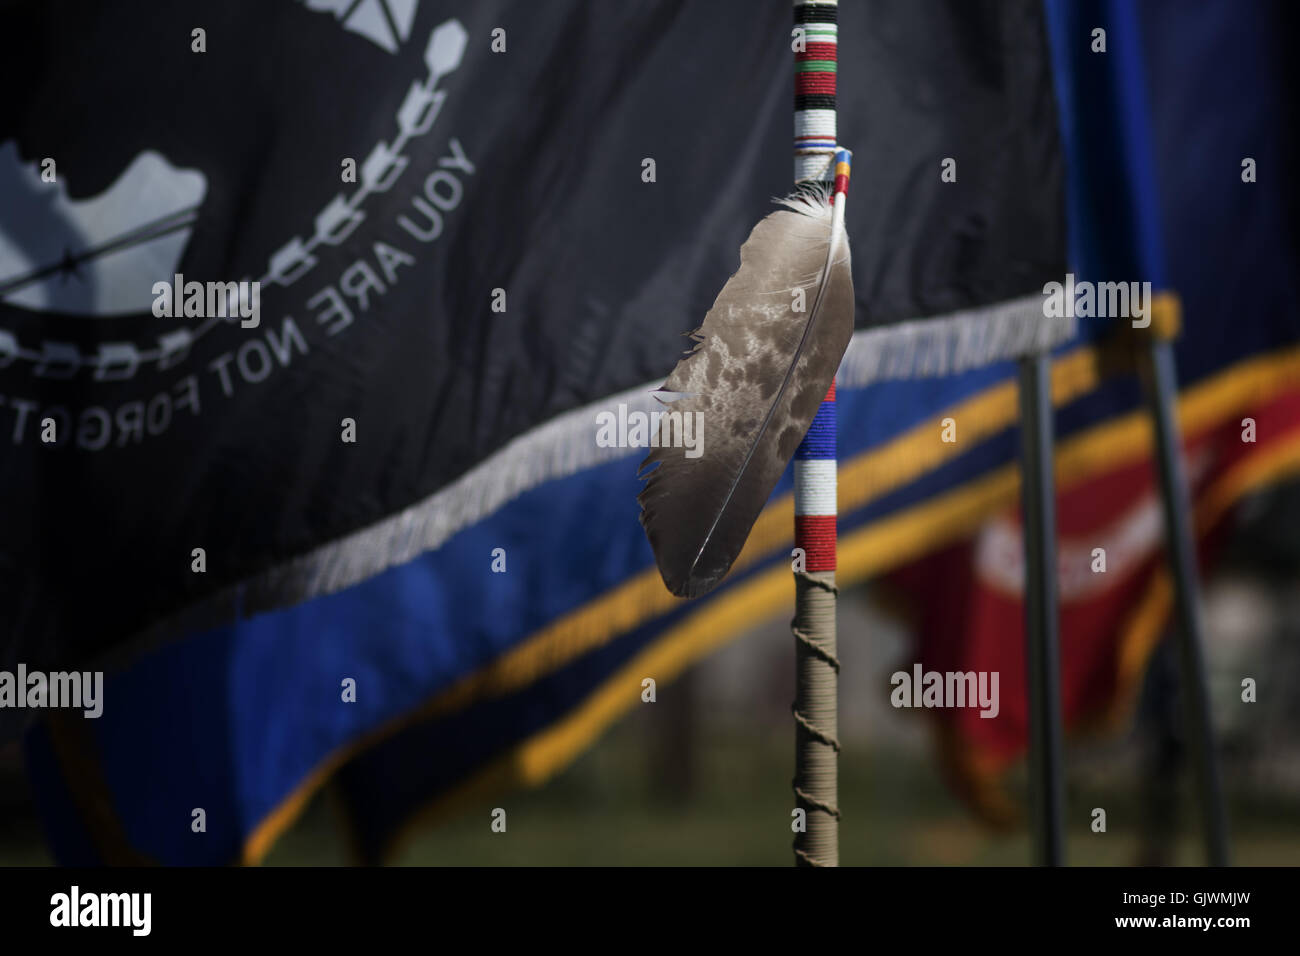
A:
[0,1,1062,684]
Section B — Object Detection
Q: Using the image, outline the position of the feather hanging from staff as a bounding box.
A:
[639,167,854,598]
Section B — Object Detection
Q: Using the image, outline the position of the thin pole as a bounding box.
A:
[791,0,840,867]
[1017,352,1065,866]
[1140,336,1230,865]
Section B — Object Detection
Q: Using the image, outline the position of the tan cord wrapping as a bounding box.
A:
[792,569,839,866]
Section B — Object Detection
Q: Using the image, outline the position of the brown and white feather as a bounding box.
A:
[638,188,854,597]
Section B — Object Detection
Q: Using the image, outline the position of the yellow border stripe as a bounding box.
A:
[241,341,1300,863]
[372,345,1300,861]
[245,350,1089,861]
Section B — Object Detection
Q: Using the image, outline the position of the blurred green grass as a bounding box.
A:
[4,714,1298,866]
[261,720,1300,866]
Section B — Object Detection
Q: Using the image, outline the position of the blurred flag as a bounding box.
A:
[5,0,1072,862]
[888,0,1300,823]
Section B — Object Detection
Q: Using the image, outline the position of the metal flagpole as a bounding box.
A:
[1017,353,1065,866]
[791,0,841,867]
[1138,314,1230,866]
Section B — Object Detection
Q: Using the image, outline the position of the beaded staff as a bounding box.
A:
[791,0,843,868]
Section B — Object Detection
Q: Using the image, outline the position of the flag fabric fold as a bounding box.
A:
[5,0,1087,863]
